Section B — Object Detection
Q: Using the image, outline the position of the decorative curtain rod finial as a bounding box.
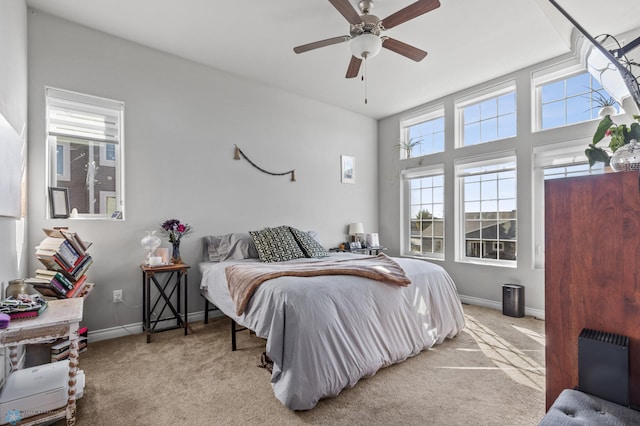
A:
[291,170,296,182]
[234,145,241,160]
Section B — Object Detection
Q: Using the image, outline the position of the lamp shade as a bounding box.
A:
[350,33,382,59]
[349,222,364,235]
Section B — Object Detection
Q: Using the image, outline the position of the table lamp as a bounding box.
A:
[349,222,364,243]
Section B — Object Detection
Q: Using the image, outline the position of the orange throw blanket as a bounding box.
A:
[226,253,411,315]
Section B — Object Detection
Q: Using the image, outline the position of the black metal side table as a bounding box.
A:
[140,263,191,343]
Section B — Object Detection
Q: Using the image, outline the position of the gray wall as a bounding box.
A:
[27,11,378,334]
[0,1,28,303]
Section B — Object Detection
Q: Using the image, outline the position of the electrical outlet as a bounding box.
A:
[113,289,123,303]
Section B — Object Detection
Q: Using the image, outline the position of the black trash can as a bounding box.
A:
[502,284,524,318]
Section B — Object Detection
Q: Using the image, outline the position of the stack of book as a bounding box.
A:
[49,327,88,362]
[26,228,95,300]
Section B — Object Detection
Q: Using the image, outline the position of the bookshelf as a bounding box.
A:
[23,227,94,365]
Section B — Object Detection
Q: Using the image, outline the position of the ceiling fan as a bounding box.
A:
[293,0,440,78]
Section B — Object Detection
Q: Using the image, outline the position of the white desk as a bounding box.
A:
[0,298,83,425]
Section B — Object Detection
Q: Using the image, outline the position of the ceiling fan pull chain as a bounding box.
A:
[364,57,368,104]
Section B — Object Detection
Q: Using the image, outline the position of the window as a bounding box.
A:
[532,141,604,268]
[46,87,124,219]
[457,156,517,265]
[402,166,444,259]
[536,71,620,130]
[456,82,516,147]
[399,107,445,159]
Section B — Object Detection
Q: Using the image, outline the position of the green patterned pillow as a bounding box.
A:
[249,226,306,263]
[289,227,329,258]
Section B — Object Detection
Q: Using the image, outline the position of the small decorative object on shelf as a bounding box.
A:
[140,230,161,265]
[172,242,181,264]
[5,279,28,298]
[585,89,618,119]
[585,114,640,168]
[610,139,640,172]
[160,218,192,264]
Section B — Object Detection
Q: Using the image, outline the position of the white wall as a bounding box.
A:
[0,1,28,302]
[27,11,378,332]
[0,0,28,380]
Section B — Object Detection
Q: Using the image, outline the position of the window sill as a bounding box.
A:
[400,253,445,262]
[455,258,517,268]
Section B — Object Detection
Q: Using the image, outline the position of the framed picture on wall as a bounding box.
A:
[341,155,355,184]
[49,187,70,218]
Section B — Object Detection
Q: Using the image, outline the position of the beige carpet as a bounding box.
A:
[63,304,545,425]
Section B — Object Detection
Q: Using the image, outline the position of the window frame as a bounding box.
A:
[45,87,125,220]
[532,63,623,132]
[531,140,604,269]
[455,153,518,267]
[401,164,445,260]
[399,105,445,159]
[455,80,517,148]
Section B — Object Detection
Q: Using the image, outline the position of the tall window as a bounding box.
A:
[399,107,445,159]
[535,71,620,131]
[532,142,604,268]
[457,156,517,264]
[46,87,124,219]
[403,167,445,258]
[457,83,517,147]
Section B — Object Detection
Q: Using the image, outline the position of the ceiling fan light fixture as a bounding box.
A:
[350,33,382,59]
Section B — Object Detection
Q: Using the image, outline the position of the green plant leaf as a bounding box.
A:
[585,145,610,167]
[593,115,614,143]
[629,122,640,141]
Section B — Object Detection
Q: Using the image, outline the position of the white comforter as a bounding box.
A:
[199,253,465,410]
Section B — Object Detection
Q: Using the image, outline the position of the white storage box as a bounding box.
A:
[0,360,84,424]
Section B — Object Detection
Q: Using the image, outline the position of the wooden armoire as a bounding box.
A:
[545,171,640,409]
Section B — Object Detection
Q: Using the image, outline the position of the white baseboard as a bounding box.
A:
[88,296,544,343]
[459,294,545,321]
[87,310,224,343]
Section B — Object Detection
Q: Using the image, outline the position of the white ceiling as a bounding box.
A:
[25,0,640,119]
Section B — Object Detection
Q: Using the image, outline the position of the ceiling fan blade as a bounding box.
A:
[293,36,350,54]
[328,0,362,25]
[382,38,428,61]
[345,56,362,78]
[381,0,440,29]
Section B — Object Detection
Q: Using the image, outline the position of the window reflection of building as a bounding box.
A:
[464,210,517,260]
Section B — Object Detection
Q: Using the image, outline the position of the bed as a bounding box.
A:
[199,229,465,410]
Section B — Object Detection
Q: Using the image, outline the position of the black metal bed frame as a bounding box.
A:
[202,296,247,351]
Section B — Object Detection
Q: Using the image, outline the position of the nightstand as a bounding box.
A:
[140,263,191,343]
